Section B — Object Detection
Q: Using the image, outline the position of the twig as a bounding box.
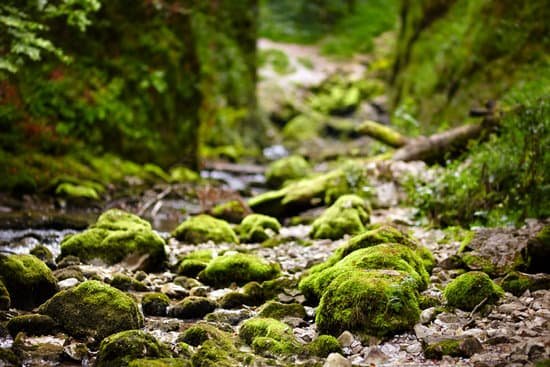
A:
[138,187,171,216]
[468,296,488,319]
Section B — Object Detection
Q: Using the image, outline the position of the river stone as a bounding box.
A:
[0,254,58,310]
[38,280,143,340]
[323,353,351,367]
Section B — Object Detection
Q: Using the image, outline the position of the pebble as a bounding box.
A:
[420,307,437,324]
[58,277,79,289]
[337,331,354,348]
[323,353,351,367]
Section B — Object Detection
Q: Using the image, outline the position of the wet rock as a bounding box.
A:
[323,353,351,367]
[38,280,143,340]
[63,342,89,362]
[59,209,167,272]
[160,283,189,300]
[238,214,281,243]
[198,252,280,288]
[7,314,57,337]
[423,336,482,360]
[310,195,371,240]
[58,277,79,289]
[444,271,504,311]
[0,253,58,310]
[110,273,148,292]
[142,292,170,316]
[172,214,238,244]
[96,330,170,367]
[168,297,217,319]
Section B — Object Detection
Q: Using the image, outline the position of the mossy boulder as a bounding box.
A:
[265,155,311,188]
[443,271,504,311]
[178,323,229,347]
[142,292,171,316]
[310,194,370,240]
[55,182,100,201]
[110,273,148,292]
[249,161,368,218]
[0,254,58,310]
[423,336,482,360]
[96,330,170,367]
[307,335,342,357]
[300,243,429,303]
[38,280,144,340]
[257,301,306,320]
[6,314,58,337]
[238,214,281,243]
[499,271,550,296]
[129,359,190,367]
[210,200,251,224]
[0,280,10,310]
[239,317,300,356]
[59,209,166,272]
[316,269,421,337]
[199,252,280,288]
[177,259,209,278]
[172,215,238,244]
[168,297,217,319]
[30,245,55,269]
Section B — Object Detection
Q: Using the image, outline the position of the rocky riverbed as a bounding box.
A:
[0,161,548,367]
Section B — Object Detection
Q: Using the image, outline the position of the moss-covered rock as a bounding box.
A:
[178,323,229,347]
[129,359,190,367]
[0,280,10,310]
[177,259,209,278]
[53,266,85,282]
[96,330,170,367]
[169,165,200,183]
[261,277,297,300]
[423,336,482,360]
[199,252,280,288]
[38,280,143,340]
[249,161,369,218]
[59,209,166,272]
[265,155,311,189]
[6,314,57,337]
[183,323,246,367]
[257,301,306,320]
[172,215,238,244]
[307,335,342,357]
[310,194,370,240]
[443,271,504,311]
[210,200,251,224]
[30,244,55,269]
[0,254,58,310]
[316,269,420,337]
[111,273,148,292]
[142,292,171,316]
[0,347,20,366]
[499,271,550,296]
[239,318,300,356]
[282,114,322,142]
[168,297,217,319]
[219,292,253,309]
[238,214,281,243]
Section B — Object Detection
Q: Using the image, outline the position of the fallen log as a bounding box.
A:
[355,120,409,148]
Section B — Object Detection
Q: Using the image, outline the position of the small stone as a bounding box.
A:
[58,277,80,289]
[414,323,433,340]
[160,283,189,299]
[420,307,436,324]
[337,331,354,348]
[364,346,389,364]
[189,286,209,297]
[323,353,351,367]
[406,342,422,354]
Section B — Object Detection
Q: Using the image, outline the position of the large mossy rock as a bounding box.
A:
[238,214,281,243]
[199,253,281,288]
[316,269,420,337]
[96,330,170,367]
[443,271,504,311]
[265,155,311,189]
[0,254,58,310]
[59,209,166,271]
[310,194,370,240]
[0,280,10,310]
[249,161,368,218]
[38,280,143,340]
[239,317,301,356]
[172,215,238,244]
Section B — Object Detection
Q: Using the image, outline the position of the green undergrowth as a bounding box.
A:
[406,96,549,227]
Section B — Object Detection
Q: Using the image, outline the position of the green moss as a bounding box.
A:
[53,266,85,282]
[307,335,342,357]
[460,253,498,276]
[168,297,217,319]
[443,271,504,311]
[55,182,100,200]
[199,253,281,288]
[499,271,550,296]
[210,200,251,223]
[265,155,311,189]
[111,273,148,292]
[30,245,55,268]
[0,279,11,310]
[0,348,20,366]
[59,209,166,271]
[185,323,246,367]
[177,259,209,278]
[310,194,371,240]
[38,280,144,340]
[142,292,170,316]
[219,291,253,309]
[96,330,170,367]
[6,314,57,337]
[239,317,300,355]
[423,339,461,360]
[0,254,58,310]
[169,166,200,183]
[261,277,297,300]
[356,120,407,147]
[316,270,420,337]
[300,243,429,302]
[129,359,190,367]
[282,114,322,142]
[238,214,281,243]
[178,323,231,348]
[172,215,238,244]
[257,301,306,320]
